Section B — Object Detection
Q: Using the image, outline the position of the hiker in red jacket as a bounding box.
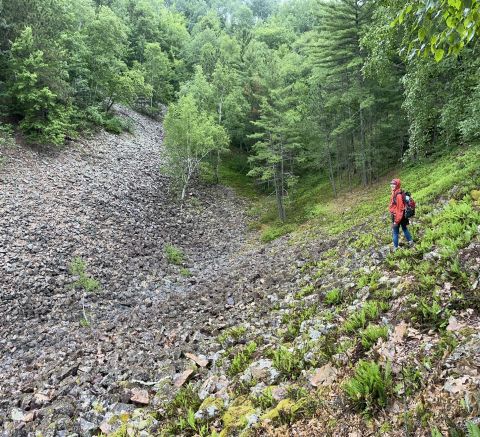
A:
[389,179,413,250]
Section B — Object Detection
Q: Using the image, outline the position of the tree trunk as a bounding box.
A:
[181,183,187,201]
[106,97,114,113]
[326,143,337,198]
[359,103,368,186]
[214,101,223,184]
[275,164,286,222]
[181,161,194,203]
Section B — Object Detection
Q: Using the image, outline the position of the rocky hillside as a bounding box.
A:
[1,111,480,437]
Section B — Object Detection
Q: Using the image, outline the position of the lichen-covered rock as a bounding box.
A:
[240,359,280,385]
[220,397,256,436]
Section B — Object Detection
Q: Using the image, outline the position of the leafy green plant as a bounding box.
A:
[316,331,339,361]
[180,268,192,277]
[467,422,480,437]
[399,365,423,397]
[408,295,449,330]
[324,288,342,305]
[353,233,376,250]
[252,386,275,410]
[335,338,356,355]
[343,360,392,414]
[398,259,412,274]
[102,115,133,134]
[272,346,305,379]
[343,300,386,333]
[228,341,257,377]
[0,123,15,149]
[432,331,458,361]
[69,257,100,292]
[80,317,91,328]
[218,326,247,346]
[372,288,393,301]
[166,407,210,436]
[281,304,317,341]
[165,244,184,265]
[361,324,388,349]
[295,284,315,299]
[357,270,381,291]
[419,274,437,292]
[166,384,201,418]
[431,421,480,437]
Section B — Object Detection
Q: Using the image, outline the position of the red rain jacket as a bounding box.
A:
[389,179,404,225]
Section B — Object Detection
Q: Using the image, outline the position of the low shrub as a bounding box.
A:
[69,257,100,292]
[272,346,305,379]
[343,300,386,333]
[218,326,247,346]
[324,288,342,306]
[261,223,295,243]
[408,295,449,331]
[228,341,257,377]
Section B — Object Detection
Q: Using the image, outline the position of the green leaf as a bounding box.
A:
[434,48,445,62]
[447,0,461,10]
[467,421,480,437]
[456,22,467,37]
[418,28,427,41]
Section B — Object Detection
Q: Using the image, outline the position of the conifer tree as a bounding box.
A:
[248,90,303,222]
[310,0,374,185]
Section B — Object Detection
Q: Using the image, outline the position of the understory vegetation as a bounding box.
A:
[149,142,480,436]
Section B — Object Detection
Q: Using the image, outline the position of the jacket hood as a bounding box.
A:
[391,178,401,190]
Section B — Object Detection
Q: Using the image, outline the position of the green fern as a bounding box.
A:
[343,360,392,414]
[361,324,388,349]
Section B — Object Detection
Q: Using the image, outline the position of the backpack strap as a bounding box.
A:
[392,190,404,206]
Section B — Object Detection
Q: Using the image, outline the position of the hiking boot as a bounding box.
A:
[408,240,414,247]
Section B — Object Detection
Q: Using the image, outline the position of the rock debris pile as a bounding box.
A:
[0,109,252,435]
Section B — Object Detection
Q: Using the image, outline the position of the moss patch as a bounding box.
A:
[220,397,256,435]
[260,398,296,421]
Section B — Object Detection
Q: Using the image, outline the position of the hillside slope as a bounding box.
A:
[117,145,480,437]
[1,111,479,437]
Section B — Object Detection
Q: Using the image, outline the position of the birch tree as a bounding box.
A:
[163,94,229,200]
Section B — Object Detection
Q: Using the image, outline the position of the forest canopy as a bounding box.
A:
[1,0,479,219]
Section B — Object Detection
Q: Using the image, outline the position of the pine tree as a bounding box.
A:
[248,89,303,222]
[310,0,374,185]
